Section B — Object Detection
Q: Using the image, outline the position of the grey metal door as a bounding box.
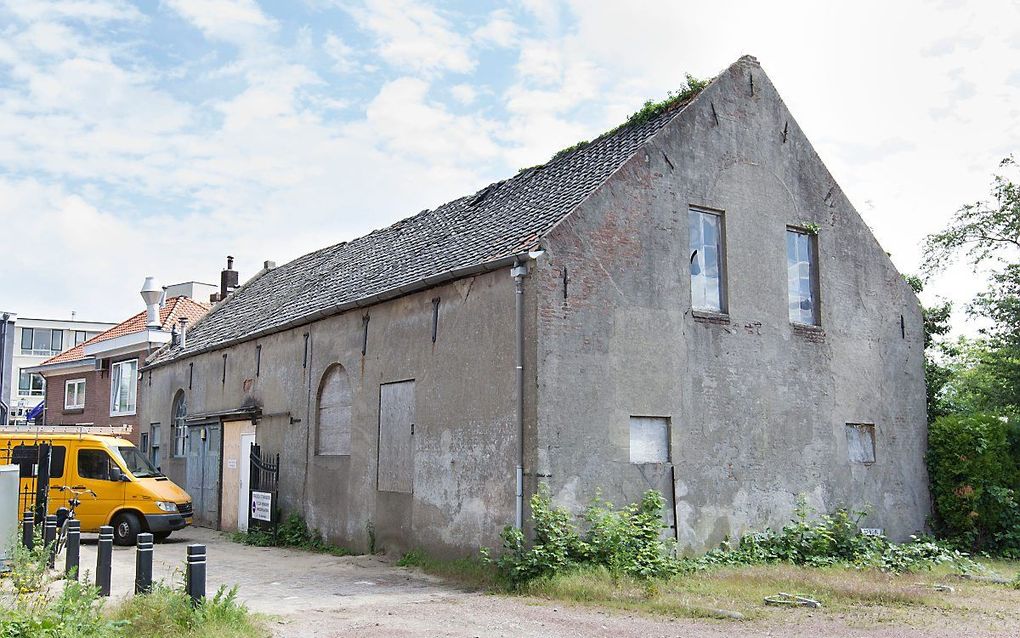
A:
[186,422,221,527]
[377,380,415,493]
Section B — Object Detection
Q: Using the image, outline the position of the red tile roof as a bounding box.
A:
[43,297,210,365]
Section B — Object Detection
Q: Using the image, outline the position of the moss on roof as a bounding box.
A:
[549,74,711,164]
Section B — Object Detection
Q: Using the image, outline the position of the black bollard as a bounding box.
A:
[44,514,57,567]
[135,533,153,594]
[65,519,81,580]
[22,510,33,549]
[96,525,113,596]
[185,544,206,606]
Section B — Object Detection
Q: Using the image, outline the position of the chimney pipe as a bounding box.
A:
[140,277,162,328]
[179,317,189,348]
[220,255,239,300]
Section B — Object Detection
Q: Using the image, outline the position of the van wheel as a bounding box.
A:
[112,512,141,546]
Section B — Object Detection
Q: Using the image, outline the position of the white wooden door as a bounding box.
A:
[238,433,255,532]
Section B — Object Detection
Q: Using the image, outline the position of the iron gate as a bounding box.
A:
[247,443,279,537]
[0,440,54,522]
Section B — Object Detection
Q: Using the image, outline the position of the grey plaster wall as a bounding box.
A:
[143,268,535,556]
[532,58,930,550]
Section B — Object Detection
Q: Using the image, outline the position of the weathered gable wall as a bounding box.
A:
[534,57,929,549]
[143,267,534,555]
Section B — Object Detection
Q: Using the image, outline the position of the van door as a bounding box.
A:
[72,447,128,531]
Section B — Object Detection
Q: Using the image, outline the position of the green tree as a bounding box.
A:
[923,156,1020,413]
[904,274,954,420]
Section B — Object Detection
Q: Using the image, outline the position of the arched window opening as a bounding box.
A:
[172,390,188,458]
[317,364,352,456]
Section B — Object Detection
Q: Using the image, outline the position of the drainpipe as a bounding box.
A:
[511,251,543,530]
[0,313,8,425]
[512,261,526,530]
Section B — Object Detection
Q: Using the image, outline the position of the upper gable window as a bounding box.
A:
[317,364,352,456]
[110,359,138,416]
[688,208,726,313]
[786,228,819,325]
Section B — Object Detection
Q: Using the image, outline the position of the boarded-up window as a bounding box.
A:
[317,365,352,456]
[845,423,876,464]
[629,416,670,464]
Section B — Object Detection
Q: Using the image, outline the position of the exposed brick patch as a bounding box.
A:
[692,311,731,326]
[792,323,826,343]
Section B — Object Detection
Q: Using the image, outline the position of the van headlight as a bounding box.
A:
[155,501,178,512]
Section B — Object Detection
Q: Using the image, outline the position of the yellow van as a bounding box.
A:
[1,427,192,545]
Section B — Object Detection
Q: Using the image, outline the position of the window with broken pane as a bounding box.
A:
[689,208,726,312]
[787,228,819,325]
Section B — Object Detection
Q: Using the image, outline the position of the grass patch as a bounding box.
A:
[112,585,269,638]
[518,564,939,621]
[397,549,499,590]
[231,513,353,556]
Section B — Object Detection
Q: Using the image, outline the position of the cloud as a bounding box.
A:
[472,9,519,48]
[163,0,276,45]
[345,0,474,75]
[450,83,477,105]
[2,0,142,22]
[323,32,355,72]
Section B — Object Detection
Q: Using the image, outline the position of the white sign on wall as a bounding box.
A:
[860,528,885,537]
[251,491,272,522]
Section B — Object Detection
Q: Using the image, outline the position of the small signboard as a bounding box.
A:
[860,527,884,537]
[251,491,272,522]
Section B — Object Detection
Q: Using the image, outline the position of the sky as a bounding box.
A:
[1,0,1018,333]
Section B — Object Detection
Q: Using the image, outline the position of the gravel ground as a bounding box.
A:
[75,527,1020,638]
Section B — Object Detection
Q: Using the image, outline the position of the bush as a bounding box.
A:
[112,584,266,638]
[490,490,978,586]
[494,488,689,586]
[231,513,351,556]
[692,499,975,574]
[927,413,1020,554]
[0,579,115,638]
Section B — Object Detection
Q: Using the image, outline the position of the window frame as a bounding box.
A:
[172,392,187,458]
[316,364,353,456]
[74,330,88,346]
[785,226,821,326]
[109,359,138,416]
[628,415,672,464]
[76,448,119,481]
[688,206,729,315]
[845,423,877,465]
[18,371,44,396]
[64,378,86,409]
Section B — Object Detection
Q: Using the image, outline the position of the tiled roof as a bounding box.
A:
[44,297,210,365]
[149,95,698,366]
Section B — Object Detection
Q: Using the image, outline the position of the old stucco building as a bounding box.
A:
[141,56,930,555]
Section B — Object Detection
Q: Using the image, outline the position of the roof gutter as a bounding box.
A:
[141,250,542,371]
[22,358,97,375]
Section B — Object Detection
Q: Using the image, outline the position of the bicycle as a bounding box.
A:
[53,484,97,555]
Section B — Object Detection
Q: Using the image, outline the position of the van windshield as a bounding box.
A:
[111,446,162,479]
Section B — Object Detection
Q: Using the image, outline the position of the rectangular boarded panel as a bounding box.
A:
[378,380,415,493]
[629,416,670,464]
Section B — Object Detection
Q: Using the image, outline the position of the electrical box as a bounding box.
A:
[0,465,19,569]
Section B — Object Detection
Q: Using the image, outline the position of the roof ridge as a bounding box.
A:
[146,69,730,367]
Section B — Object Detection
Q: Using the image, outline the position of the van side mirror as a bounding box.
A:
[109,466,125,482]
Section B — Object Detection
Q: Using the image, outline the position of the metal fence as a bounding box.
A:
[1,439,53,521]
